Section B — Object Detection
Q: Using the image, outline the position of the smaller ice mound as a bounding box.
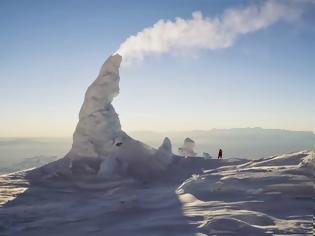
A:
[287,151,315,177]
[158,137,172,153]
[156,137,173,165]
[298,151,315,169]
[202,152,212,159]
[178,137,197,157]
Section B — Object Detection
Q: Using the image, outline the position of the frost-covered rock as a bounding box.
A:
[156,137,173,165]
[29,54,174,181]
[159,137,172,153]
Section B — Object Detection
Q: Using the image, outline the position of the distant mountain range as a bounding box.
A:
[0,155,59,175]
[129,128,314,159]
[0,128,314,171]
[0,137,71,167]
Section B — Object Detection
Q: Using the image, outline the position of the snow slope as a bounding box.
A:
[178,150,314,235]
[0,151,313,235]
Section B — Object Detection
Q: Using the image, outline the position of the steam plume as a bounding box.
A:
[117,0,305,64]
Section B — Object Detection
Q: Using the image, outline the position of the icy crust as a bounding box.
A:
[29,54,173,181]
[177,151,314,235]
[1,151,313,235]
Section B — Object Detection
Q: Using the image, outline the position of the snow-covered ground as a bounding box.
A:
[177,150,314,235]
[0,150,313,235]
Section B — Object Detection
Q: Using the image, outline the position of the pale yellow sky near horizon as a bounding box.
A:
[1,112,314,137]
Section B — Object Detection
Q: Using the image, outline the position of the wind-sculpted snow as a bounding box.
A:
[177,150,314,235]
[0,151,313,235]
[28,54,174,181]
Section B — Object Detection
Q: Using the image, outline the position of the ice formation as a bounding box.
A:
[178,138,197,157]
[202,152,212,159]
[71,54,123,159]
[31,54,173,181]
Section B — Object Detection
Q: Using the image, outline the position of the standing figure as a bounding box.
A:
[218,149,223,159]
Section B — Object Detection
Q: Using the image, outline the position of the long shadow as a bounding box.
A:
[0,157,231,236]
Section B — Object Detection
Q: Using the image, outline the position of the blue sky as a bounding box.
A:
[0,0,314,137]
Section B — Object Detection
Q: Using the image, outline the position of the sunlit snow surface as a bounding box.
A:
[0,151,313,235]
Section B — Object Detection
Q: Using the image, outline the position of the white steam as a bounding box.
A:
[117,0,305,64]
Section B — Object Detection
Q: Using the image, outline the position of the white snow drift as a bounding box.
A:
[0,151,313,235]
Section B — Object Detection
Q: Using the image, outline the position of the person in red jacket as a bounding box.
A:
[218,149,223,159]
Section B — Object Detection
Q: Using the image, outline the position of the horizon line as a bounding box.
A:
[1,127,314,139]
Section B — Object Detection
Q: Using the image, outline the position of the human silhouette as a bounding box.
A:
[218,149,223,159]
